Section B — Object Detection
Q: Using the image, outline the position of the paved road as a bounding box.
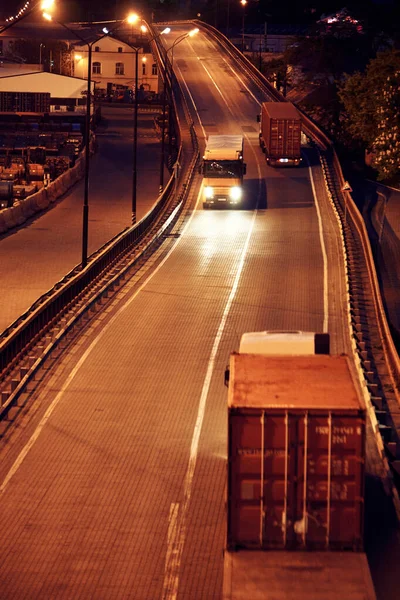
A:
[0,104,165,334]
[0,24,397,600]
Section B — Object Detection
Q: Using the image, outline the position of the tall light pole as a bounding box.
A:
[129,25,170,222]
[39,43,45,69]
[132,45,140,224]
[44,13,96,268]
[159,29,198,194]
[43,13,132,267]
[241,0,247,53]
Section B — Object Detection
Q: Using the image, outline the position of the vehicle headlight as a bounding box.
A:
[204,186,214,199]
[229,186,242,201]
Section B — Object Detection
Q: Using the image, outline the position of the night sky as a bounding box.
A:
[1,0,399,30]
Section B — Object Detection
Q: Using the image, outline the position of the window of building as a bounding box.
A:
[118,47,123,53]
[115,62,125,75]
[142,62,146,76]
[152,63,157,76]
[95,46,100,52]
[93,62,101,74]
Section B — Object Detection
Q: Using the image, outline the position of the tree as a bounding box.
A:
[338,49,400,182]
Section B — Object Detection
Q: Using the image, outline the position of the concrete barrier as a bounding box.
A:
[19,196,37,220]
[2,204,23,229]
[0,148,86,233]
[0,211,8,234]
[32,188,50,211]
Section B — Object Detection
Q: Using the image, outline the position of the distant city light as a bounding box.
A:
[5,0,31,22]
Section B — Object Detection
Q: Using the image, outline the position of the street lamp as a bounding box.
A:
[129,25,170,223]
[39,43,45,69]
[159,28,198,193]
[241,0,247,53]
[43,13,97,268]
[43,12,132,268]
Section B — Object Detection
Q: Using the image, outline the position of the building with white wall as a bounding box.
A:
[73,35,159,98]
[0,71,94,113]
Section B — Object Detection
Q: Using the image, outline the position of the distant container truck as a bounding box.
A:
[257,101,302,166]
[223,331,376,599]
[199,135,246,209]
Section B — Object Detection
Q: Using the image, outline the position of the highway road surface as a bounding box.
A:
[0,23,397,600]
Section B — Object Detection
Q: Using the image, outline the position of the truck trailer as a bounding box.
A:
[258,102,302,166]
[200,135,246,208]
[223,331,376,599]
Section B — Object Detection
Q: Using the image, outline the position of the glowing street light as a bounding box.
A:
[130,25,171,221]
[159,28,198,193]
[41,0,55,10]
[42,12,139,267]
[127,13,139,25]
[241,0,247,53]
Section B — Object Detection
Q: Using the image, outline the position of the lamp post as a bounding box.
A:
[43,13,136,266]
[241,0,247,53]
[129,26,170,222]
[132,45,139,224]
[39,43,45,69]
[44,14,95,268]
[159,29,198,194]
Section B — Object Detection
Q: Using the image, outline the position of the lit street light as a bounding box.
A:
[39,43,45,68]
[241,0,247,53]
[159,28,198,193]
[129,25,170,223]
[43,12,135,267]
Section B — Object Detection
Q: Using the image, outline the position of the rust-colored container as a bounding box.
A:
[260,102,302,166]
[227,354,365,551]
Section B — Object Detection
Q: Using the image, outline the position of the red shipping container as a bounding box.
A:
[227,354,365,551]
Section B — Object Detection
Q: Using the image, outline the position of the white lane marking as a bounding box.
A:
[198,39,328,333]
[163,502,180,595]
[200,51,261,107]
[307,156,329,332]
[162,209,259,600]
[0,200,201,497]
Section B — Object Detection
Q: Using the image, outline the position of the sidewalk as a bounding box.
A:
[0,105,164,334]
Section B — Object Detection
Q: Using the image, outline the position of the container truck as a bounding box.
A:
[223,331,376,599]
[199,135,246,209]
[257,102,302,166]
